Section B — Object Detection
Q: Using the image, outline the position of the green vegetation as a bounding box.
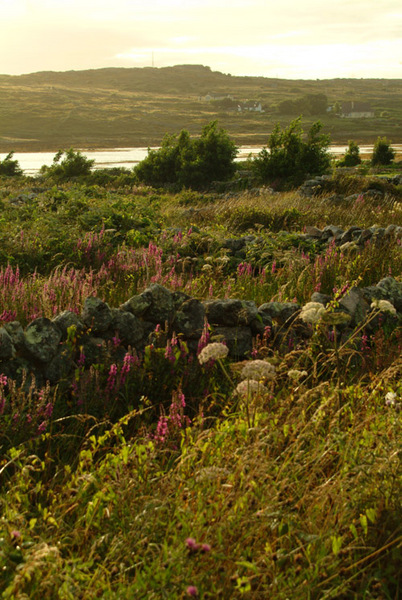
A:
[0,152,23,177]
[278,92,328,115]
[135,121,238,189]
[337,140,362,167]
[39,148,95,181]
[252,118,331,188]
[372,136,396,166]
[0,163,401,598]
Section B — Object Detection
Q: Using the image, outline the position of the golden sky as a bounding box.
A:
[1,0,401,78]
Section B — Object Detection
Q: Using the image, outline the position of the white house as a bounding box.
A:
[341,101,374,118]
[238,102,264,113]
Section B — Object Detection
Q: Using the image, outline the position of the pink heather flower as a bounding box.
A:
[186,586,199,597]
[77,350,86,367]
[201,543,211,553]
[112,335,121,347]
[185,538,200,552]
[106,364,118,391]
[120,353,136,385]
[37,421,47,434]
[11,530,21,540]
[179,391,186,408]
[44,402,53,418]
[155,415,169,443]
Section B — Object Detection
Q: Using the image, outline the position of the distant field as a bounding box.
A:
[1,64,402,152]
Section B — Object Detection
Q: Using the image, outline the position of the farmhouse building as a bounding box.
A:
[237,102,264,113]
[341,101,374,118]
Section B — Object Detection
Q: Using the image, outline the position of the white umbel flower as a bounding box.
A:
[235,379,266,399]
[370,299,397,315]
[300,302,326,324]
[198,342,229,365]
[241,360,276,381]
[287,369,308,381]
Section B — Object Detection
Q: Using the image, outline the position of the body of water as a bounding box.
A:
[2,145,401,176]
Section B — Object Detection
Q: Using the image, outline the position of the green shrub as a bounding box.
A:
[252,117,331,189]
[40,148,95,181]
[134,120,238,190]
[337,140,362,167]
[0,152,23,177]
[371,137,395,166]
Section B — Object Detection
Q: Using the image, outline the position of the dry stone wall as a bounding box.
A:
[0,278,401,389]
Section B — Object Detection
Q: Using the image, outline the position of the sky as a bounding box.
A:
[0,0,401,79]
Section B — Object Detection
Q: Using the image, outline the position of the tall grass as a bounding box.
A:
[0,177,401,599]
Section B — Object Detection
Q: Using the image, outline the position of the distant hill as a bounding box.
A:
[1,64,401,152]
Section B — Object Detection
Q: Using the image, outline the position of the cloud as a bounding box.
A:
[1,0,401,77]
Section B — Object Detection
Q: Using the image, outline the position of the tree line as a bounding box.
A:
[0,119,397,190]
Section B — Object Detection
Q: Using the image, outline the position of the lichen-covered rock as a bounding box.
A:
[204,299,258,327]
[43,348,74,383]
[339,226,362,245]
[4,321,25,351]
[173,299,205,338]
[212,326,253,358]
[121,284,175,324]
[310,292,332,306]
[258,302,300,326]
[0,327,14,360]
[81,297,112,334]
[321,225,343,240]
[376,277,402,312]
[339,287,369,326]
[80,336,107,366]
[110,309,144,346]
[143,284,175,324]
[52,310,85,339]
[24,318,62,363]
[0,357,44,390]
[120,292,152,317]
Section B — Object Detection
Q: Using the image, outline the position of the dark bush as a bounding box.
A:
[134,121,238,190]
[40,148,95,181]
[252,117,331,189]
[0,152,23,177]
[371,137,396,166]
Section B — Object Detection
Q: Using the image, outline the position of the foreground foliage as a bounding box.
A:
[0,173,401,598]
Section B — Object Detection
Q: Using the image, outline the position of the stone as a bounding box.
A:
[80,336,107,366]
[43,348,74,383]
[24,318,62,363]
[173,299,206,338]
[304,226,322,238]
[339,226,362,244]
[81,297,112,334]
[322,225,344,240]
[120,292,152,317]
[310,292,332,306]
[211,326,253,358]
[204,299,258,327]
[376,277,402,312]
[110,309,144,346]
[258,302,300,325]
[339,287,369,326]
[52,310,85,339]
[0,327,14,360]
[3,321,25,350]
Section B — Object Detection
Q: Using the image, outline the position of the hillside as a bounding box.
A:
[1,64,402,151]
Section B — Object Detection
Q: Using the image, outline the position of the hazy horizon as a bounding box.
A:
[1,0,401,80]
